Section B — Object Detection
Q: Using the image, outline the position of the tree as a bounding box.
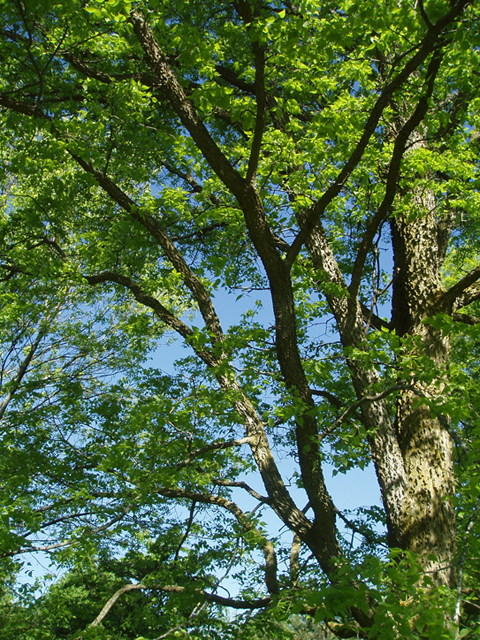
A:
[1,0,480,637]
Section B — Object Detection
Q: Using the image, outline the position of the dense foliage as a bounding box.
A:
[1,0,480,637]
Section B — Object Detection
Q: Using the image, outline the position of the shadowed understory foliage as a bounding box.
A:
[1,0,480,637]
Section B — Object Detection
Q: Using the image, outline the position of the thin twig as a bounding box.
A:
[318,384,425,442]
[173,500,196,563]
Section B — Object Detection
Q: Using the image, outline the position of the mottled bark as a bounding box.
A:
[300,156,458,587]
[390,196,456,586]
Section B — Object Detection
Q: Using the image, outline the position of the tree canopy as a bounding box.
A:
[1,0,480,637]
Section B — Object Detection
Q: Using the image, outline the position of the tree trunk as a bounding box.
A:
[390,192,456,587]
[301,178,457,589]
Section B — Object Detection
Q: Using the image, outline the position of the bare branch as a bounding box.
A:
[212,478,270,503]
[173,500,197,563]
[90,583,141,627]
[90,581,271,629]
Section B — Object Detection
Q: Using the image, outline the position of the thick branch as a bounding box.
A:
[441,265,480,310]
[62,51,159,89]
[84,271,216,367]
[360,302,391,331]
[129,10,246,198]
[215,64,256,94]
[263,540,279,594]
[349,51,443,298]
[161,160,202,193]
[290,533,301,586]
[0,92,41,116]
[310,389,343,409]
[90,582,271,628]
[285,0,470,267]
[416,0,434,29]
[174,436,256,471]
[68,154,225,343]
[152,485,278,593]
[62,51,113,84]
[452,312,480,325]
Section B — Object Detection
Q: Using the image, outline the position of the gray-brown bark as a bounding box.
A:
[390,200,456,586]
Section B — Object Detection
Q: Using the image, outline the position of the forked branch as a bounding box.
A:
[285,0,470,268]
